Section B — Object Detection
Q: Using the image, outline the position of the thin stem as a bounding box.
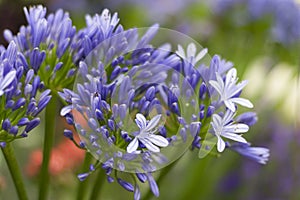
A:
[89,167,106,200]
[143,160,179,200]
[76,152,93,200]
[38,93,57,200]
[1,143,28,200]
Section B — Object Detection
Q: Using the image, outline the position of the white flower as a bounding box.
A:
[211,110,249,152]
[127,113,169,153]
[176,43,208,66]
[0,68,16,96]
[209,68,253,112]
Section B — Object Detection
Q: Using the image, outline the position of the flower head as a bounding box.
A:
[211,109,248,152]
[127,113,169,153]
[209,68,253,112]
[0,42,51,143]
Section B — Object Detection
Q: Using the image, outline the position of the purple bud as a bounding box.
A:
[5,100,14,109]
[25,69,34,85]
[13,98,26,111]
[67,68,76,78]
[2,119,11,131]
[63,129,73,139]
[53,62,63,72]
[145,86,156,100]
[206,106,215,118]
[31,76,40,98]
[18,118,30,126]
[9,126,18,135]
[110,66,121,80]
[107,176,114,183]
[0,142,6,148]
[25,118,40,132]
[147,173,159,197]
[236,112,258,126]
[89,164,95,171]
[88,118,98,131]
[180,127,187,142]
[134,185,141,200]
[77,173,90,181]
[117,178,134,192]
[136,173,147,183]
[199,82,207,99]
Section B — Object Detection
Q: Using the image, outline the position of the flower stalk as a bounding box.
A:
[39,93,57,200]
[1,143,28,200]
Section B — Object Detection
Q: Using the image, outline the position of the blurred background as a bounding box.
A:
[0,0,299,199]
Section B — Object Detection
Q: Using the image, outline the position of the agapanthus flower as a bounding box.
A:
[4,5,77,90]
[209,68,253,112]
[127,113,169,153]
[211,110,248,152]
[57,7,269,199]
[228,142,270,164]
[0,41,51,143]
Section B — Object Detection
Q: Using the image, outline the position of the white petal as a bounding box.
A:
[209,80,223,96]
[212,114,223,128]
[224,100,236,112]
[139,138,160,152]
[176,44,185,58]
[144,114,161,132]
[147,134,169,147]
[127,137,139,153]
[217,136,226,152]
[222,132,247,143]
[225,68,237,87]
[194,48,207,64]
[222,110,235,124]
[231,98,253,108]
[187,43,196,58]
[226,124,249,133]
[0,70,16,90]
[135,113,147,129]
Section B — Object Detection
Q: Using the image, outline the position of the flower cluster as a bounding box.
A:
[0,41,51,144]
[1,5,269,200]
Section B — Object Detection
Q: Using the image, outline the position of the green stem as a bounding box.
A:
[143,160,179,200]
[76,152,93,200]
[1,143,28,200]
[89,167,106,200]
[39,93,57,200]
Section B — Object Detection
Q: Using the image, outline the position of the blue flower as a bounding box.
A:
[127,113,169,153]
[211,108,249,152]
[229,142,270,164]
[0,42,51,142]
[209,68,253,112]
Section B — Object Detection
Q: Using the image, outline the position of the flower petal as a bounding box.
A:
[0,70,16,91]
[222,132,247,143]
[226,124,249,133]
[209,80,223,96]
[147,134,169,147]
[139,138,160,152]
[224,100,236,112]
[231,98,253,108]
[135,113,147,129]
[144,114,161,132]
[217,136,226,152]
[127,137,139,153]
[225,68,237,87]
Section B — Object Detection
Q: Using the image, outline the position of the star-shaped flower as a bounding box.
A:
[176,43,208,66]
[127,113,169,153]
[211,110,249,152]
[209,68,253,112]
